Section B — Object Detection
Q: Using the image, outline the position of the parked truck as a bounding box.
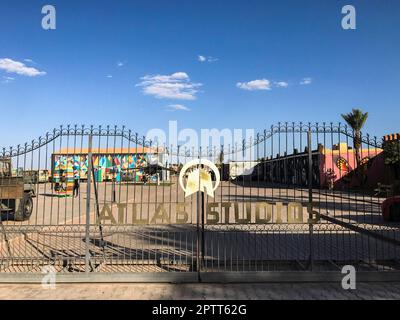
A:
[23,169,51,184]
[0,158,36,221]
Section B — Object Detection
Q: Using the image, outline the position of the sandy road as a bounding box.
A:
[1,176,389,227]
[1,282,400,300]
[1,178,399,271]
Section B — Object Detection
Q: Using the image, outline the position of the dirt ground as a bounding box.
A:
[1,178,399,273]
[1,282,400,300]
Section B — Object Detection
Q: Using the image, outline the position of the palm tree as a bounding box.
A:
[341,108,368,167]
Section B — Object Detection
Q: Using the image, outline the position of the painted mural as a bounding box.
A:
[53,153,151,190]
[53,156,76,196]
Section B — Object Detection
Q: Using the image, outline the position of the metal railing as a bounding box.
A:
[0,123,399,282]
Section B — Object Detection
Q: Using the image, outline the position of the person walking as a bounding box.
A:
[73,169,80,198]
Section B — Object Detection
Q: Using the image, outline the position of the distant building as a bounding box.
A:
[383,133,400,143]
[229,161,259,180]
[51,147,168,191]
[241,142,384,189]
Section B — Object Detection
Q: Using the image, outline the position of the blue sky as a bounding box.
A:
[0,0,399,146]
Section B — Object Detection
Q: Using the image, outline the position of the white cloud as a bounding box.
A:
[106,75,113,78]
[300,77,312,85]
[0,58,46,77]
[197,55,218,63]
[207,57,219,62]
[24,58,35,64]
[274,81,288,88]
[166,104,190,111]
[136,72,202,100]
[1,76,14,84]
[117,62,124,67]
[236,79,271,91]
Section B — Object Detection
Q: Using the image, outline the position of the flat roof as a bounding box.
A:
[53,147,164,155]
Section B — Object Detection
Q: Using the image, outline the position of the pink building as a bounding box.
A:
[319,142,386,189]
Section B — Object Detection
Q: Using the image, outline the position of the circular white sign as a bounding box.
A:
[179,158,221,196]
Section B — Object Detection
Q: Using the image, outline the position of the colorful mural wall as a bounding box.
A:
[52,156,76,196]
[52,153,156,195]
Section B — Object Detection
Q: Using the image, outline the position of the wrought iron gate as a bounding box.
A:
[0,123,399,282]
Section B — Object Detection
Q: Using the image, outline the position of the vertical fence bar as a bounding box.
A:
[85,133,93,273]
[307,130,314,271]
[0,213,11,258]
[196,193,201,279]
[201,191,205,270]
[0,145,11,259]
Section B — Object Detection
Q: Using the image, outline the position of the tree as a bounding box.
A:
[383,140,400,180]
[341,108,368,167]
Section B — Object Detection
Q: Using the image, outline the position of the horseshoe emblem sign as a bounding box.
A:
[179,159,220,198]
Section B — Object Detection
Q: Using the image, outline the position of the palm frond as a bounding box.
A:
[341,108,368,132]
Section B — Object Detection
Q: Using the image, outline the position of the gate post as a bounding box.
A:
[196,190,201,281]
[307,130,314,271]
[85,133,93,273]
[201,192,205,269]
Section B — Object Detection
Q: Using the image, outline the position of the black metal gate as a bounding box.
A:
[0,123,399,282]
